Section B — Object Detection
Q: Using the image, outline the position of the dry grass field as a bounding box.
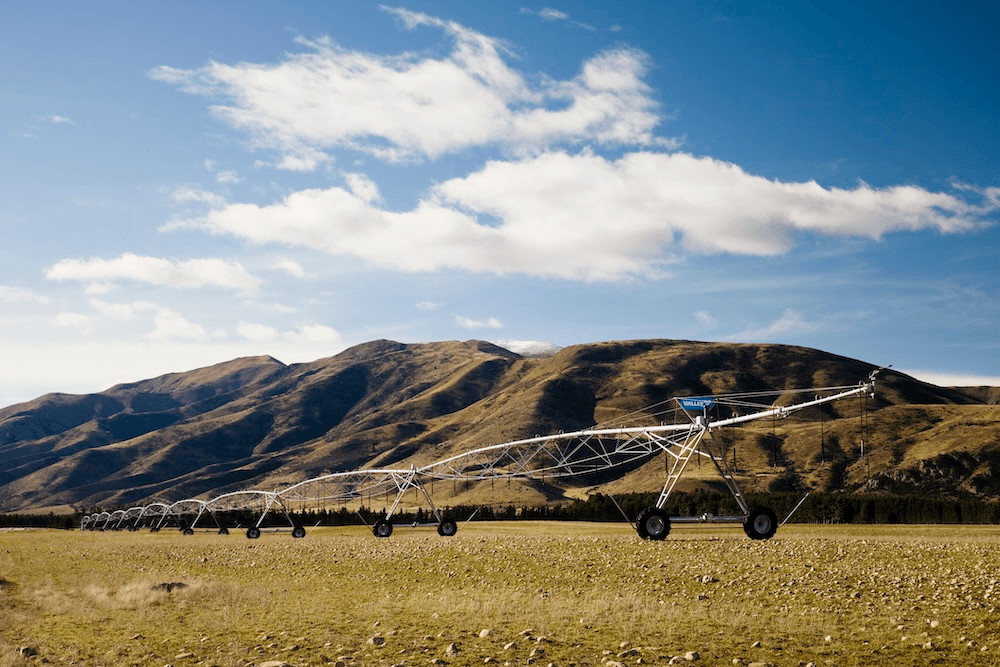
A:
[3,522,1000,667]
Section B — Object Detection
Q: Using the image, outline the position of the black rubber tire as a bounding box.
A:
[636,506,671,541]
[437,519,458,537]
[744,506,778,540]
[373,519,393,538]
[182,527,194,536]
[292,525,306,539]
[246,526,261,539]
[218,527,229,535]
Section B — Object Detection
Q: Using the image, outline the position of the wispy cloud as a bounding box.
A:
[237,321,279,342]
[88,298,158,319]
[723,308,819,342]
[166,186,227,208]
[53,312,93,334]
[695,310,718,328]
[238,321,342,346]
[900,369,1000,387]
[520,7,596,31]
[0,285,51,304]
[149,308,209,341]
[46,252,262,293]
[455,315,504,330]
[416,301,443,312]
[272,257,311,279]
[45,115,74,124]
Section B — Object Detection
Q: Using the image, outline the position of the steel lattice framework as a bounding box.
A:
[82,371,880,541]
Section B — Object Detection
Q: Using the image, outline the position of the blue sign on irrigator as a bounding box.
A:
[679,397,715,411]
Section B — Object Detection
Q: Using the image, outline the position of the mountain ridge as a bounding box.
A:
[0,338,996,512]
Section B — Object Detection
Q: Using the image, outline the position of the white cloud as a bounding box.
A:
[900,370,1000,387]
[239,320,341,346]
[46,115,74,124]
[148,10,668,164]
[521,7,596,32]
[0,285,51,304]
[284,323,343,345]
[149,308,208,341]
[46,252,262,293]
[216,169,242,184]
[456,315,503,330]
[724,308,818,342]
[84,281,116,295]
[168,186,227,208]
[89,298,158,319]
[521,7,596,31]
[174,151,995,282]
[695,311,718,328]
[273,257,310,278]
[276,149,332,172]
[259,302,298,314]
[416,301,442,312]
[53,312,93,334]
[343,172,381,203]
[237,321,280,342]
[0,334,355,407]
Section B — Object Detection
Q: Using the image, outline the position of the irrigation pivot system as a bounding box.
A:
[82,370,881,541]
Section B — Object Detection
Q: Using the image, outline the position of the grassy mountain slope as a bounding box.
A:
[0,339,995,512]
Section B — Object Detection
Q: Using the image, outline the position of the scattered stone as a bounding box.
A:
[445,643,460,657]
[259,662,291,667]
[368,635,386,647]
[750,642,762,649]
[701,575,718,583]
[479,629,493,638]
[929,620,940,629]
[529,647,545,658]
[923,641,936,650]
[503,641,518,651]
[685,651,700,661]
[17,647,38,658]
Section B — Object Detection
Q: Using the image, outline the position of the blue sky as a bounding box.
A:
[2,0,998,407]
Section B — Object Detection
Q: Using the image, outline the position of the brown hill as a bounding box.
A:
[0,339,996,512]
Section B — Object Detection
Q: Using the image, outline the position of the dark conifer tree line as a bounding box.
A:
[7,491,1000,529]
